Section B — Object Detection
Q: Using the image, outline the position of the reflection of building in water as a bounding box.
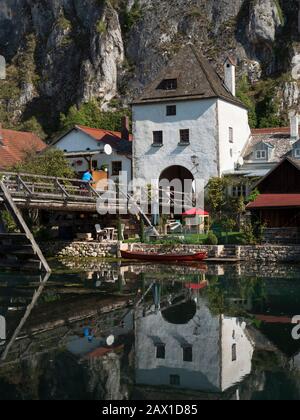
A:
[135,299,254,393]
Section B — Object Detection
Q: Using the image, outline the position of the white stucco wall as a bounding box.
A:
[217,99,251,174]
[221,316,254,392]
[55,130,99,152]
[132,99,219,186]
[135,303,222,392]
[54,130,132,181]
[135,300,254,393]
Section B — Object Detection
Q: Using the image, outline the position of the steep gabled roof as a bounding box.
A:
[252,156,300,190]
[132,44,245,108]
[0,127,46,169]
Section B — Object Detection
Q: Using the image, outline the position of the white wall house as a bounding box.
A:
[135,299,254,393]
[52,124,132,183]
[132,45,251,190]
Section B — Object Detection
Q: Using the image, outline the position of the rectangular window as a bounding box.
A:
[295,148,300,158]
[182,346,193,362]
[232,344,237,362]
[166,105,177,116]
[111,161,122,176]
[232,185,247,198]
[170,375,180,386]
[256,150,267,160]
[156,344,166,359]
[180,129,190,144]
[229,127,234,143]
[153,131,163,146]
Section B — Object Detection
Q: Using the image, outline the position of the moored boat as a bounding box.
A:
[121,250,207,262]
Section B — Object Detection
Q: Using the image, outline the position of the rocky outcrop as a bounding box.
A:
[248,0,283,46]
[0,0,299,130]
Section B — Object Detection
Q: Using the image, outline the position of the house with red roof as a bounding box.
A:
[51,117,132,182]
[0,124,46,170]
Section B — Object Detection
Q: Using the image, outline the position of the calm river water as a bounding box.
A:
[0,260,300,400]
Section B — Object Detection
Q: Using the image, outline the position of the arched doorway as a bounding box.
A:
[159,165,194,217]
[160,166,194,184]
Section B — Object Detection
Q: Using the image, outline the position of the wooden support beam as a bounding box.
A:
[0,181,51,273]
[55,179,70,199]
[17,175,33,196]
[1,273,50,361]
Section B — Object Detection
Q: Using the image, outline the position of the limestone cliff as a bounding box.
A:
[0,0,299,134]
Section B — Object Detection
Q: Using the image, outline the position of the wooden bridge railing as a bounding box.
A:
[0,172,101,203]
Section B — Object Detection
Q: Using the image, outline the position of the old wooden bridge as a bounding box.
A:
[0,172,109,212]
[0,172,162,273]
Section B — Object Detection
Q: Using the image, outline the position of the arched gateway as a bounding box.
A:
[159,165,195,216]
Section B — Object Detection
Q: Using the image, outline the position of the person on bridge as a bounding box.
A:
[82,170,94,183]
[81,170,94,194]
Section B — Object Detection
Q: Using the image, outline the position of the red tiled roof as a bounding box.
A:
[76,125,133,142]
[251,127,297,135]
[247,194,300,209]
[0,127,46,169]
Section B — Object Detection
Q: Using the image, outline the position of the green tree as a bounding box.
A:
[60,101,131,133]
[257,91,284,128]
[220,217,236,244]
[236,75,257,128]
[13,149,75,178]
[20,117,47,140]
[206,177,229,216]
[246,188,260,204]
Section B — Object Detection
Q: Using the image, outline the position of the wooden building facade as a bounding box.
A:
[247,158,300,236]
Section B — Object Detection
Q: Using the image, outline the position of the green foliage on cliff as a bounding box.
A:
[236,75,257,128]
[60,100,131,132]
[237,74,287,129]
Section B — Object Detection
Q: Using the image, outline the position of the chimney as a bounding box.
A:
[121,116,130,141]
[224,56,236,97]
[290,113,299,141]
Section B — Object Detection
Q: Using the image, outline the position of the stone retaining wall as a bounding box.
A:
[238,245,300,262]
[41,241,118,258]
[41,241,300,263]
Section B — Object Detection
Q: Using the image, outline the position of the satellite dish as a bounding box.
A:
[104,144,113,156]
[237,157,244,166]
[106,335,115,347]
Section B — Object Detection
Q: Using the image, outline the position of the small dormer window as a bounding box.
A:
[295,148,300,158]
[256,150,267,160]
[159,79,177,91]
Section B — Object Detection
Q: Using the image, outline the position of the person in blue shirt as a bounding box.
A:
[81,170,94,194]
[82,170,94,182]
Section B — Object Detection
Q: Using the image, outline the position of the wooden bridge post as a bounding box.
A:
[0,181,51,273]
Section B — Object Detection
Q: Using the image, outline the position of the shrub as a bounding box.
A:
[206,231,218,245]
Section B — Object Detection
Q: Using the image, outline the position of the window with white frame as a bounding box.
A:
[295,148,300,158]
[255,150,267,160]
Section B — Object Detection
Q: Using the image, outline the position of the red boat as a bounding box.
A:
[121,250,207,262]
